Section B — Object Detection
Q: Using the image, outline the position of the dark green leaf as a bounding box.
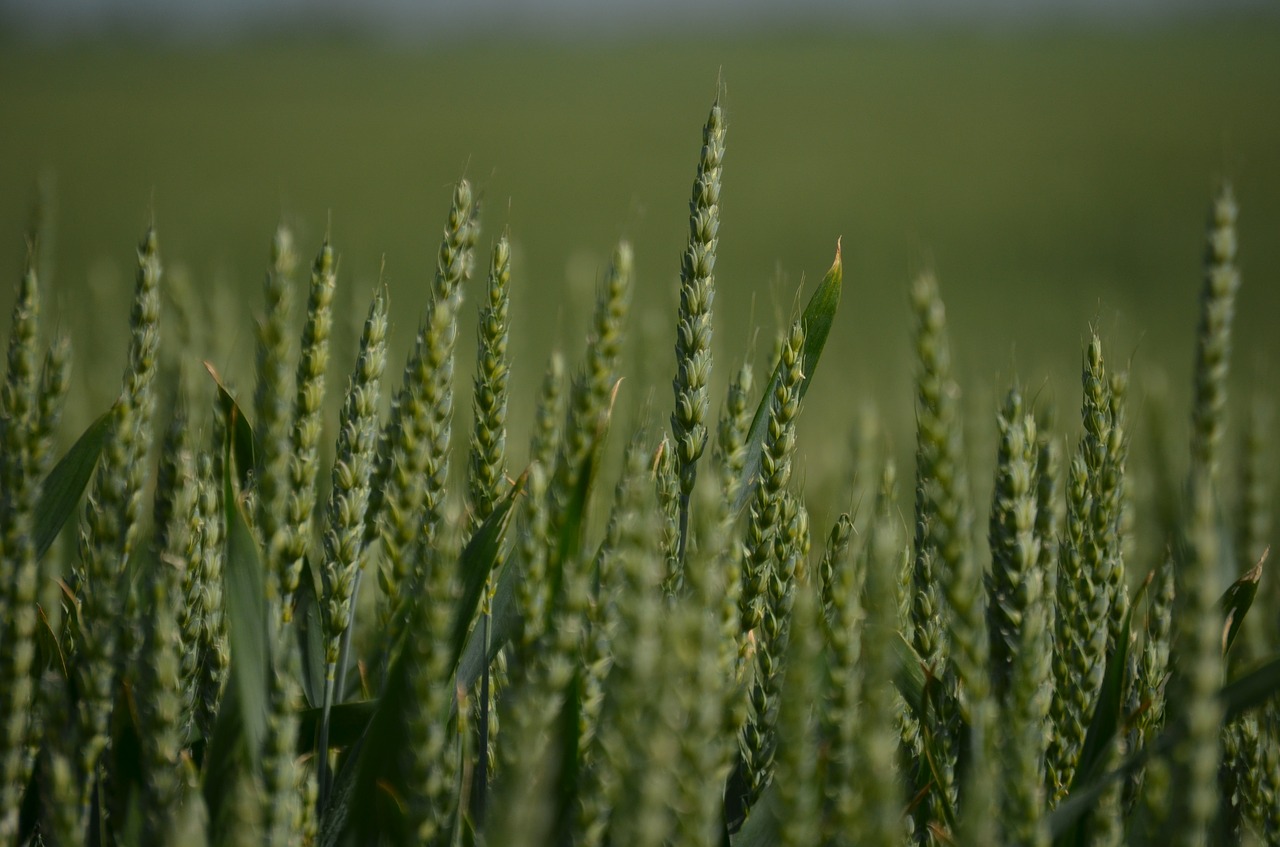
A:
[201,673,248,828]
[892,629,927,723]
[448,479,520,675]
[1049,651,1280,838]
[207,361,258,492]
[547,409,609,618]
[458,425,603,694]
[734,242,843,513]
[222,469,269,757]
[1221,654,1280,723]
[729,782,779,847]
[1220,552,1265,657]
[457,552,519,693]
[34,409,110,560]
[202,430,269,823]
[297,700,377,754]
[550,667,585,845]
[293,555,327,710]
[325,486,520,846]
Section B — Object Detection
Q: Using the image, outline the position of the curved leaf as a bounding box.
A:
[293,554,327,710]
[35,409,111,560]
[458,411,608,694]
[1049,651,1280,838]
[1221,550,1266,658]
[449,477,521,675]
[321,484,520,846]
[206,360,258,492]
[297,700,377,754]
[202,428,269,825]
[734,240,843,513]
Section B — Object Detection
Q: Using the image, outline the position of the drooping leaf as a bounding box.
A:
[202,428,269,824]
[1220,550,1266,657]
[323,489,520,847]
[222,466,269,757]
[458,413,607,694]
[550,666,585,846]
[457,552,520,693]
[734,241,843,513]
[206,360,258,492]
[730,782,779,847]
[448,475,521,675]
[1220,654,1280,723]
[1048,651,1280,838]
[293,555,327,710]
[297,700,378,754]
[892,629,928,723]
[34,601,68,679]
[34,409,110,560]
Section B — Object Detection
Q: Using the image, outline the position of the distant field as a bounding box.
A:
[2,25,1279,499]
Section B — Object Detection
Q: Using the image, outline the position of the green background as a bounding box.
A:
[2,25,1278,516]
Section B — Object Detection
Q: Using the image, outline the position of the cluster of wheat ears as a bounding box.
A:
[0,97,1278,847]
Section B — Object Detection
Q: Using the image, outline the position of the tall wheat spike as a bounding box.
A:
[0,250,42,841]
[255,224,298,610]
[907,271,967,822]
[69,227,161,829]
[376,181,477,641]
[671,98,725,565]
[279,239,337,621]
[736,318,806,824]
[1189,183,1240,485]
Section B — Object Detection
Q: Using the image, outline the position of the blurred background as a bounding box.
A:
[1,0,1278,520]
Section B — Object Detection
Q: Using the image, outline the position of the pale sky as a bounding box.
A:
[2,0,1273,41]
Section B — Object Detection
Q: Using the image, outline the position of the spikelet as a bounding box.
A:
[594,438,672,847]
[376,181,477,639]
[179,417,229,752]
[855,481,909,847]
[578,435,652,847]
[908,271,969,820]
[261,631,303,847]
[671,495,734,847]
[775,581,820,847]
[69,226,161,826]
[1189,182,1240,485]
[468,231,513,532]
[321,288,388,672]
[255,224,298,609]
[714,360,753,506]
[551,241,632,547]
[136,533,189,844]
[0,250,42,841]
[513,461,551,656]
[468,238,516,788]
[671,98,725,563]
[1162,477,1225,846]
[734,335,806,828]
[988,392,1051,846]
[987,387,1042,699]
[655,436,682,594]
[32,331,71,478]
[739,318,805,651]
[1048,334,1121,797]
[817,509,861,841]
[279,239,337,620]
